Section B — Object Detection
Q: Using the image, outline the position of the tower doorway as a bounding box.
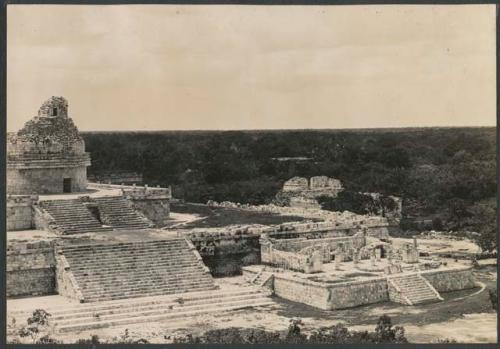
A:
[63,178,72,193]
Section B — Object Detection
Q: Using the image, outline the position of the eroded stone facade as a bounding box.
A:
[7,96,90,194]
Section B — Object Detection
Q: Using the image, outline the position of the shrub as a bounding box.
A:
[489,288,497,311]
[173,315,407,344]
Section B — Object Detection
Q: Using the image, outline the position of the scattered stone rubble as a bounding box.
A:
[206,200,389,227]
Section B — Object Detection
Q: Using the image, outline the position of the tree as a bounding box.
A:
[467,202,497,253]
[17,309,59,344]
[373,315,407,343]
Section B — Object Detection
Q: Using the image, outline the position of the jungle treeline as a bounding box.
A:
[82,127,495,248]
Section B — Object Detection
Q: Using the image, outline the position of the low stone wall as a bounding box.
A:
[7,195,38,231]
[55,253,84,302]
[189,233,261,276]
[421,267,475,292]
[32,205,58,232]
[262,248,317,273]
[270,235,366,253]
[7,240,56,297]
[272,275,331,309]
[203,251,261,276]
[130,199,170,226]
[244,266,474,310]
[327,278,388,309]
[243,269,389,310]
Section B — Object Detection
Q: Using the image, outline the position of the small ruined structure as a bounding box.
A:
[244,229,473,310]
[282,176,343,196]
[7,97,90,195]
[276,176,343,207]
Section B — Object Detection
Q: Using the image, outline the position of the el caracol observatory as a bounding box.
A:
[7,96,91,194]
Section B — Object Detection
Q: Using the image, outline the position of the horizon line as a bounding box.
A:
[76,125,496,133]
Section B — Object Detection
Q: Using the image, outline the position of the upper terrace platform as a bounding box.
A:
[36,182,171,201]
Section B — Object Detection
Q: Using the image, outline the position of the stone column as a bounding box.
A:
[334,255,340,270]
[370,251,376,266]
[375,248,381,261]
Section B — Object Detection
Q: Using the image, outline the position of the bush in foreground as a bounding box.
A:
[173,315,407,344]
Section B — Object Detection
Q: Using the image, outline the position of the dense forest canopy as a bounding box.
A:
[82,127,496,242]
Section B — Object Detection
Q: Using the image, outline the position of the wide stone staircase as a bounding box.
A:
[93,196,152,230]
[43,286,274,333]
[38,199,113,235]
[58,238,217,303]
[387,273,443,305]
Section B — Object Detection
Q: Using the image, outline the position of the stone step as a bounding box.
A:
[83,285,219,302]
[61,243,186,254]
[82,281,216,297]
[388,273,442,306]
[47,288,264,316]
[65,252,197,262]
[68,257,202,269]
[66,252,198,263]
[81,279,216,295]
[60,228,113,234]
[62,242,186,251]
[59,228,109,234]
[61,239,184,249]
[64,250,189,260]
[80,281,216,296]
[56,299,274,332]
[74,265,206,279]
[74,266,207,286]
[60,238,215,301]
[56,295,271,324]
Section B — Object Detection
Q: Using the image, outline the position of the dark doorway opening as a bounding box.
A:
[63,178,72,193]
[87,205,103,223]
[51,107,58,116]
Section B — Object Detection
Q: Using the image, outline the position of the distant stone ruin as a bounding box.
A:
[276,176,343,207]
[282,176,343,194]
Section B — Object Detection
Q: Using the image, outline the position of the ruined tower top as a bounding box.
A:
[37,96,68,118]
[8,96,85,155]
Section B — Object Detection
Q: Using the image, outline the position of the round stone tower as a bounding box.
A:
[7,96,91,194]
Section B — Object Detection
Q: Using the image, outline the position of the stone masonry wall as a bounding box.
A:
[273,276,331,309]
[270,235,366,253]
[131,200,170,226]
[7,195,38,231]
[8,166,87,195]
[421,267,476,292]
[190,233,261,276]
[7,240,56,297]
[327,278,389,309]
[262,248,317,273]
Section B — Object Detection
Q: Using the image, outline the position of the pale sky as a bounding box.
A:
[7,5,496,131]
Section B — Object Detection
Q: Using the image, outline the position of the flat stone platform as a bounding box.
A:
[244,258,471,283]
[243,259,475,310]
[7,227,192,247]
